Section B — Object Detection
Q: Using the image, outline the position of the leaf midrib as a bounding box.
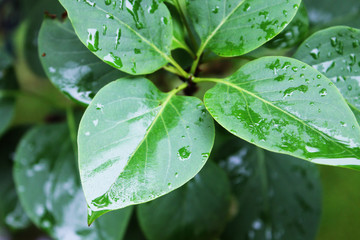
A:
[196,0,246,56]
[98,90,178,199]
[210,78,360,159]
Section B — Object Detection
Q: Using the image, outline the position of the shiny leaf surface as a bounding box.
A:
[137,161,231,240]
[294,26,360,118]
[59,0,173,75]
[266,2,309,49]
[202,56,360,169]
[0,128,30,230]
[217,139,322,240]
[38,18,127,105]
[0,67,18,137]
[186,0,301,57]
[78,78,215,220]
[14,124,133,240]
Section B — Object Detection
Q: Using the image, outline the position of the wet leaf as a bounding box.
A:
[294,26,360,121]
[203,56,360,169]
[266,2,309,49]
[137,161,231,240]
[217,139,322,240]
[303,0,360,28]
[0,67,18,137]
[78,78,215,222]
[59,0,173,75]
[0,128,30,230]
[186,0,301,57]
[14,124,133,240]
[38,18,127,105]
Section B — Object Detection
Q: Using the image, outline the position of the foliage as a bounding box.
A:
[0,0,360,239]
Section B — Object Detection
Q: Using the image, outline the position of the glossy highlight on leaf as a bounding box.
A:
[58,0,173,75]
[14,124,133,240]
[137,161,231,240]
[186,0,301,57]
[78,78,215,219]
[38,18,127,105]
[294,26,360,120]
[217,139,322,240]
[202,56,360,169]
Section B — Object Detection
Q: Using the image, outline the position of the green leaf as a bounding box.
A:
[201,56,360,169]
[186,0,301,57]
[22,0,64,77]
[38,18,127,105]
[303,0,360,28]
[294,26,360,119]
[266,2,309,49]
[59,0,174,75]
[78,77,215,219]
[0,67,18,137]
[217,138,322,240]
[0,128,30,230]
[137,161,231,240]
[14,123,133,239]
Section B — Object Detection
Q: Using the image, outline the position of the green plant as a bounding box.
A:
[1,0,360,239]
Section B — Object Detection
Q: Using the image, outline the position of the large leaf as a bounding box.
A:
[0,67,18,137]
[294,26,360,118]
[186,0,301,57]
[14,124,133,239]
[200,56,360,169]
[59,0,173,75]
[217,138,322,240]
[38,18,127,105]
[78,77,215,221]
[303,0,360,28]
[137,161,231,240]
[0,128,30,230]
[266,2,309,49]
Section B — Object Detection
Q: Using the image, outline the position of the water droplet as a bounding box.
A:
[212,6,219,13]
[317,75,321,79]
[330,37,337,47]
[283,85,308,98]
[102,25,107,35]
[310,48,320,59]
[93,119,99,127]
[96,103,104,110]
[104,52,123,68]
[293,4,299,9]
[134,48,141,54]
[85,132,90,136]
[340,121,347,127]
[177,146,191,161]
[319,88,327,97]
[175,172,179,178]
[243,3,251,11]
[84,0,96,7]
[348,85,353,91]
[126,0,144,29]
[148,0,159,13]
[161,17,168,25]
[292,66,298,72]
[104,0,111,5]
[87,29,100,52]
[115,28,121,49]
[167,183,172,189]
[283,10,288,16]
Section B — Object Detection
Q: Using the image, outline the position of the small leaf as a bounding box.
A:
[59,0,173,75]
[137,161,231,240]
[217,138,322,240]
[266,2,309,49]
[0,128,30,230]
[78,78,215,219]
[14,124,133,239]
[186,0,301,57]
[203,56,360,169]
[294,26,360,119]
[38,18,127,105]
[0,67,18,137]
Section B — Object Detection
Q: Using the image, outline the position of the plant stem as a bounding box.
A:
[163,65,182,75]
[66,107,78,158]
[168,57,191,79]
[192,77,223,84]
